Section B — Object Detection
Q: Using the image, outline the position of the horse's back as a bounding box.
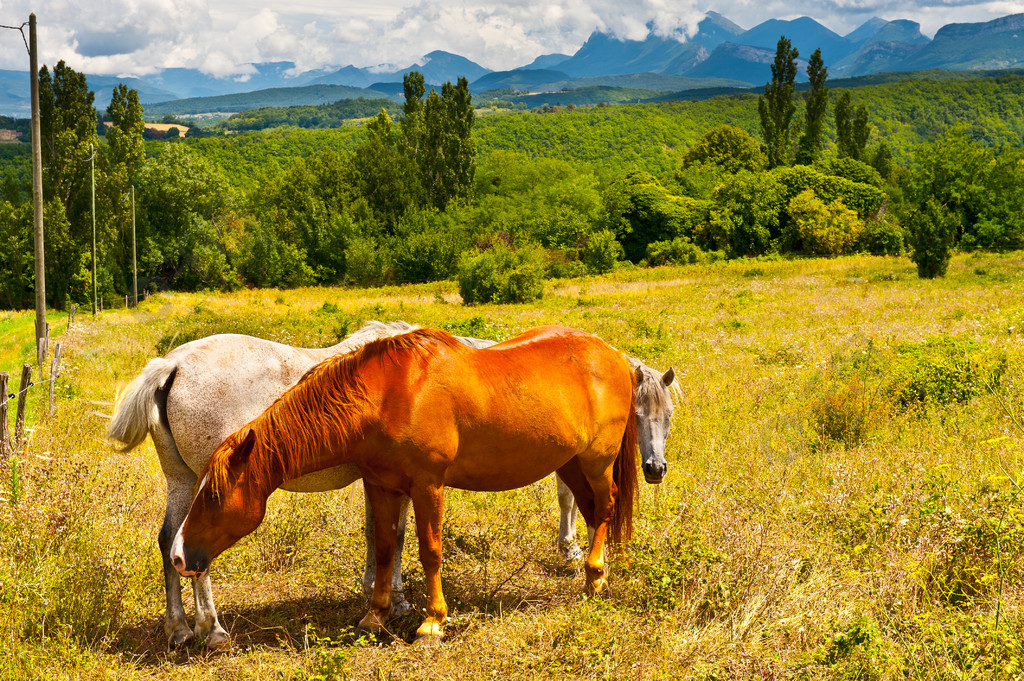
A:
[368,326,633,492]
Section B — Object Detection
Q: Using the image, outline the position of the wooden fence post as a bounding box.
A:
[0,372,8,459]
[70,304,76,328]
[49,343,62,417]
[14,364,31,446]
[36,323,47,377]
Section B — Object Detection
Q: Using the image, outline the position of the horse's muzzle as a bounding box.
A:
[642,461,667,484]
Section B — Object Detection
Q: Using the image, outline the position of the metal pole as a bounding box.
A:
[29,14,45,347]
[131,185,137,307]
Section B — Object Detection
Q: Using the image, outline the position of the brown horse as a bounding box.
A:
[171,326,638,645]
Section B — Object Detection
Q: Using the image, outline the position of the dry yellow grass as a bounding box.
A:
[1,252,1023,680]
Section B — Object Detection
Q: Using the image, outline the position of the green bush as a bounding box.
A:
[813,157,883,187]
[908,198,957,279]
[773,165,884,217]
[857,212,905,256]
[604,171,710,261]
[645,237,704,266]
[681,125,767,174]
[706,170,785,257]
[889,335,1006,406]
[579,229,622,274]
[457,243,546,304]
[784,190,862,256]
[392,209,468,284]
[344,236,392,287]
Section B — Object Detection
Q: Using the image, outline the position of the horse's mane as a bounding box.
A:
[631,360,676,418]
[205,328,463,496]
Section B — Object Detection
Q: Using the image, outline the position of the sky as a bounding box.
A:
[0,0,1020,80]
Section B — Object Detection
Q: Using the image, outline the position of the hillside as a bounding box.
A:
[142,83,399,117]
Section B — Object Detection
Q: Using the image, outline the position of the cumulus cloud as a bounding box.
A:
[0,0,1018,77]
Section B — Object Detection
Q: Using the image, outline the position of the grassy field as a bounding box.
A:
[1,253,1023,679]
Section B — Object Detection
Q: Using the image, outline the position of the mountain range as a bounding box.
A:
[0,11,1022,118]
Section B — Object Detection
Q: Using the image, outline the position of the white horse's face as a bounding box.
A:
[635,366,675,484]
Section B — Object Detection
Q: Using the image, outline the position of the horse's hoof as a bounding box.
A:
[391,593,413,616]
[413,621,443,645]
[412,632,443,647]
[584,578,608,598]
[354,625,379,642]
[204,633,230,651]
[168,628,194,649]
[561,543,584,562]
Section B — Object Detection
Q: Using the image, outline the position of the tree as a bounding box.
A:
[400,71,426,158]
[908,198,956,278]
[38,61,101,307]
[758,37,799,169]
[681,125,767,173]
[135,143,237,290]
[350,108,423,231]
[835,92,871,161]
[405,73,476,210]
[102,84,146,293]
[795,48,828,165]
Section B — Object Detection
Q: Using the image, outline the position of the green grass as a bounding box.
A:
[2,253,1024,679]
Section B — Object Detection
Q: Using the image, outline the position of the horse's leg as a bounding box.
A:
[409,482,447,646]
[361,487,412,615]
[580,472,616,597]
[153,424,202,648]
[357,483,405,635]
[555,474,584,561]
[557,458,612,596]
[152,418,230,650]
[192,573,230,649]
[158,491,192,647]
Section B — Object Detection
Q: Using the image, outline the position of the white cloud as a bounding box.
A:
[0,0,1017,78]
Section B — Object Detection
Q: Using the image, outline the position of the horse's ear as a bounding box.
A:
[634,364,644,384]
[662,367,675,387]
[229,430,256,468]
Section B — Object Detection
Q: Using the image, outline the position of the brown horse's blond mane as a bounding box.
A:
[204,328,463,496]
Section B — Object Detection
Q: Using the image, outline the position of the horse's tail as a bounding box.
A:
[610,381,639,546]
[108,357,177,452]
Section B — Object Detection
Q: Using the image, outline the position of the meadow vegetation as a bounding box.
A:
[1,252,1023,679]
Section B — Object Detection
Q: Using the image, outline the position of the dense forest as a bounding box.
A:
[1,45,1023,309]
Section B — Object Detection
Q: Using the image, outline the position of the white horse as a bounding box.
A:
[109,321,676,649]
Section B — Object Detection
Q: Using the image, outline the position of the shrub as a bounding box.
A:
[857,212,905,256]
[809,377,891,447]
[888,335,1006,406]
[773,165,884,217]
[784,190,862,256]
[908,198,957,279]
[579,229,622,274]
[457,243,545,304]
[344,236,392,287]
[707,170,785,256]
[391,209,469,284]
[681,125,767,174]
[645,237,703,266]
[814,157,883,187]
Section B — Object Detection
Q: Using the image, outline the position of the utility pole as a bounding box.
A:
[89,145,96,316]
[29,14,45,349]
[131,185,137,307]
